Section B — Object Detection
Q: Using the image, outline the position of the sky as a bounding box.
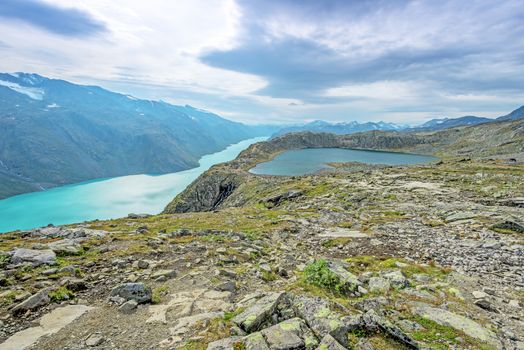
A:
[0,0,523,125]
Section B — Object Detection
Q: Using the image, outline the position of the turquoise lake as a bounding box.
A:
[249,148,437,176]
[0,137,267,233]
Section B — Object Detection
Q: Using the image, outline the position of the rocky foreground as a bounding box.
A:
[0,122,523,350]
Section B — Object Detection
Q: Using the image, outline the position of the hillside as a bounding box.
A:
[0,117,522,349]
[0,73,274,199]
[164,118,524,213]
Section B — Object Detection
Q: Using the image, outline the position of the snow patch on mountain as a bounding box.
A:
[0,80,44,100]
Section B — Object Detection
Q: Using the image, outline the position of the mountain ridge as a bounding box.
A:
[0,73,275,199]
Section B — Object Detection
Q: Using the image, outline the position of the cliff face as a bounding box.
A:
[163,119,524,214]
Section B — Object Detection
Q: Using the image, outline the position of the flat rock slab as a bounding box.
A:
[413,306,501,348]
[0,305,92,350]
[10,248,56,266]
[319,228,367,238]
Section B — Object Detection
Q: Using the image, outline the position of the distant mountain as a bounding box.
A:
[272,120,403,137]
[0,73,275,199]
[416,115,492,131]
[497,105,524,121]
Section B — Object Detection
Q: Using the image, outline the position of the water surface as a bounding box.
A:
[0,137,267,233]
[250,148,437,176]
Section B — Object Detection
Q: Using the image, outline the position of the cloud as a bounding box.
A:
[0,0,106,37]
[0,0,523,124]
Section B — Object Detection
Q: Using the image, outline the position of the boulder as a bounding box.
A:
[292,296,359,347]
[10,248,56,266]
[119,300,138,314]
[47,239,83,255]
[207,336,243,350]
[491,219,524,233]
[12,289,50,314]
[325,260,362,294]
[368,277,390,293]
[316,334,346,350]
[383,270,408,289]
[232,292,284,332]
[110,283,152,304]
[361,310,418,349]
[412,306,501,348]
[260,317,318,350]
[244,332,269,350]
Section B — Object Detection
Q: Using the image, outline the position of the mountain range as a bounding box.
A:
[0,73,275,199]
[1,72,523,199]
[272,106,524,136]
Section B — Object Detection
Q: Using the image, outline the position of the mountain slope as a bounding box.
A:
[498,105,524,121]
[415,115,492,130]
[0,73,273,199]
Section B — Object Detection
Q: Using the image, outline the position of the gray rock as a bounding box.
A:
[292,295,359,347]
[216,281,237,293]
[491,219,524,233]
[110,283,152,304]
[361,310,418,349]
[412,305,501,348]
[85,333,104,346]
[260,317,318,350]
[151,269,176,281]
[12,289,50,314]
[207,336,243,350]
[11,248,56,266]
[383,270,408,289]
[243,332,269,350]
[119,300,138,314]
[368,277,390,293]
[47,239,83,255]
[325,260,362,294]
[316,334,346,350]
[232,292,284,332]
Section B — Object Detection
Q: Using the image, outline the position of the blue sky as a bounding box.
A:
[0,0,523,124]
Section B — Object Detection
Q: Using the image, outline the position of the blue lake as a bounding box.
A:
[249,148,437,176]
[0,137,267,233]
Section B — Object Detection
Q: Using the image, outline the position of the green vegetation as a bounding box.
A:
[49,287,75,302]
[303,259,346,295]
[152,285,169,304]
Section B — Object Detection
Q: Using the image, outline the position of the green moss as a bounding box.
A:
[224,307,245,321]
[261,270,278,282]
[322,237,352,248]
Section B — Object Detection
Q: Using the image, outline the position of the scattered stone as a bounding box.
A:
[472,290,488,299]
[119,300,138,314]
[151,269,176,281]
[85,333,105,347]
[137,260,150,269]
[243,332,269,350]
[361,310,418,349]
[110,283,152,304]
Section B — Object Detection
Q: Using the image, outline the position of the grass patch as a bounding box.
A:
[303,259,348,295]
[152,285,169,304]
[261,270,278,282]
[49,286,75,302]
[321,237,352,248]
[346,256,451,280]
